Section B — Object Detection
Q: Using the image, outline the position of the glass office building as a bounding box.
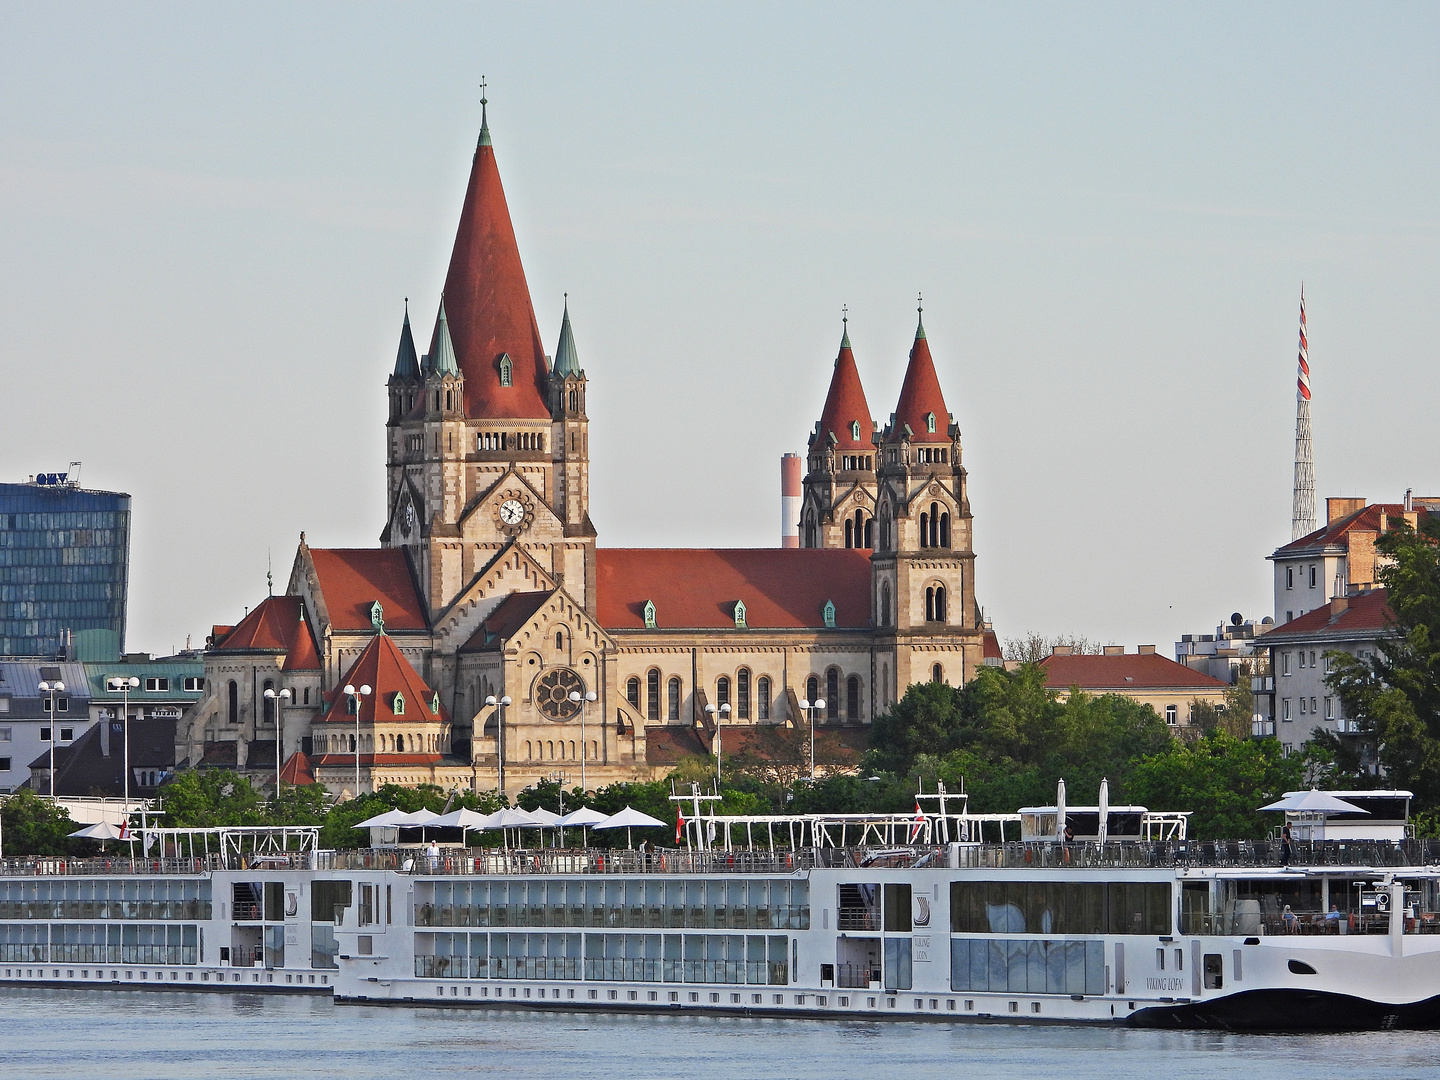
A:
[0,481,130,657]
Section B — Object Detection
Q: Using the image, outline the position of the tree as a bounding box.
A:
[1327,517,1440,807]
[1003,633,1112,663]
[0,790,79,855]
[1126,734,1303,839]
[160,770,268,827]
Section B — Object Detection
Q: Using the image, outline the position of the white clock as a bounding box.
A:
[402,502,416,535]
[499,499,525,526]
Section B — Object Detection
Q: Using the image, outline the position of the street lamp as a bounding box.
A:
[798,697,826,781]
[263,686,292,797]
[703,702,731,790]
[567,689,598,791]
[343,683,372,797]
[38,680,65,798]
[108,677,140,809]
[484,695,512,796]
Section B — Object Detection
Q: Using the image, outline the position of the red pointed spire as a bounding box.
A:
[890,303,950,443]
[812,318,874,451]
[435,113,550,419]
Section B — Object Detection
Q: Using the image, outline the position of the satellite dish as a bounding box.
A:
[1231,613,1243,626]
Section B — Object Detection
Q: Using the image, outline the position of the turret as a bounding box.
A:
[800,313,878,549]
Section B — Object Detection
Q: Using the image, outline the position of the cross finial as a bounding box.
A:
[842,303,848,326]
[480,75,488,106]
[478,77,492,147]
[917,292,923,316]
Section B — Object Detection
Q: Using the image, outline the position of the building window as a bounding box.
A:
[1309,650,1317,668]
[228,681,238,726]
[1309,565,1317,588]
[736,669,751,720]
[1165,704,1178,725]
[880,582,891,627]
[60,728,73,742]
[626,677,641,710]
[925,585,947,622]
[939,512,949,548]
[262,680,276,726]
[0,758,9,772]
[646,670,661,721]
[498,354,512,387]
[715,676,731,714]
[806,675,819,706]
[145,677,169,692]
[1282,698,1291,721]
[1298,651,1306,669]
[1281,653,1291,676]
[1324,697,1334,719]
[40,728,50,742]
[1285,567,1293,590]
[757,677,771,721]
[932,664,943,684]
[925,412,936,433]
[846,675,861,721]
[393,693,406,716]
[183,677,204,692]
[0,728,10,741]
[667,677,681,721]
[1299,698,1307,715]
[825,669,839,720]
[1311,696,1318,714]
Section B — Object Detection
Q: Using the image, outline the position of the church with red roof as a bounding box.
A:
[178,101,992,796]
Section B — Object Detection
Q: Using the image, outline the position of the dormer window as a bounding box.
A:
[431,692,441,715]
[643,600,657,629]
[498,353,513,387]
[850,420,861,442]
[392,692,406,716]
[823,600,836,629]
[733,600,748,630]
[925,412,936,433]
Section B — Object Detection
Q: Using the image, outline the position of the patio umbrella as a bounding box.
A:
[593,805,665,849]
[354,809,413,829]
[481,807,544,850]
[69,821,123,850]
[526,807,563,848]
[431,808,491,846]
[1055,778,1067,841]
[557,806,609,847]
[1259,790,1370,815]
[1097,778,1110,846]
[402,808,442,842]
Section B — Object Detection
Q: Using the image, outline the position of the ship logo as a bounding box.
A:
[286,891,299,918]
[913,896,931,926]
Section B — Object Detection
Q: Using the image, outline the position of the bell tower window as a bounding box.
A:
[498,354,513,387]
[850,420,861,441]
[925,412,936,433]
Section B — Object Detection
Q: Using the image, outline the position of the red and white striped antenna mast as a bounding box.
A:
[1291,287,1316,540]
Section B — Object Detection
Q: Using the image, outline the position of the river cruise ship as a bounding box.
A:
[1,788,1438,1031]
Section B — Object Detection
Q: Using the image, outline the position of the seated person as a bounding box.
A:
[1281,904,1299,932]
[1324,904,1342,930]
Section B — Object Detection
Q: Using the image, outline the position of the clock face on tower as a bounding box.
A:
[401,501,416,536]
[499,499,525,525]
[493,491,535,536]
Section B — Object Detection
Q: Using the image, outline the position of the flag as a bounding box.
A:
[117,821,131,842]
[908,802,926,844]
[676,809,685,845]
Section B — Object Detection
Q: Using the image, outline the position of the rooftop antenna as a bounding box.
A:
[1292,286,1317,540]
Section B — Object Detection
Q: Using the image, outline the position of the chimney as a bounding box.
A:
[100,713,111,757]
[780,453,802,548]
[1137,645,1157,655]
[1331,594,1349,616]
[1103,646,1125,655]
[1405,488,1413,512]
[1050,645,1073,656]
[1327,497,1366,524]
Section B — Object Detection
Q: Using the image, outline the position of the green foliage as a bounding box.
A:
[319,784,503,849]
[1,790,80,856]
[1125,734,1304,839]
[160,771,268,827]
[1326,517,1440,807]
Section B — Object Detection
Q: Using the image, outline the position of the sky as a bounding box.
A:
[1,3,1437,657]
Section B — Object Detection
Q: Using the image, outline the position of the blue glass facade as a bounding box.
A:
[0,483,130,657]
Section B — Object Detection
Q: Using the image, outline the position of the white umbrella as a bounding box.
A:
[557,806,610,847]
[1259,789,1370,815]
[354,809,412,829]
[593,805,666,848]
[403,809,442,825]
[432,808,491,846]
[1055,778,1067,841]
[480,807,544,850]
[1097,778,1110,846]
[527,807,562,825]
[69,821,124,848]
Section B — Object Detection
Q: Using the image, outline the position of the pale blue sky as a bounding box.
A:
[1,3,1436,655]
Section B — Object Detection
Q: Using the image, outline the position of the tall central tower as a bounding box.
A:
[1291,289,1316,540]
[382,98,597,616]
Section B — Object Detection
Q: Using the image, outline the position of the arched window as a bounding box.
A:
[499,354,513,387]
[863,517,874,549]
[626,677,640,710]
[646,670,661,721]
[392,693,406,716]
[932,664,944,684]
[806,675,819,706]
[847,676,861,723]
[935,585,947,621]
[547,741,554,760]
[930,502,941,547]
[445,390,453,411]
[925,586,936,622]
[262,680,275,726]
[851,420,861,441]
[925,411,936,433]
[227,680,238,726]
[919,510,929,548]
[757,676,771,721]
[880,582,891,628]
[667,677,682,721]
[396,733,405,753]
[845,519,854,548]
[569,389,578,412]
[736,669,751,720]
[556,631,564,651]
[826,669,839,720]
[716,676,731,714]
[525,741,533,760]
[804,511,818,549]
[940,512,950,548]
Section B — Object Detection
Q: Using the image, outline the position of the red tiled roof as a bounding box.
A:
[310,548,427,632]
[436,135,550,419]
[1274,503,1430,556]
[1260,589,1393,642]
[890,329,950,444]
[209,596,321,670]
[317,633,448,725]
[596,549,872,630]
[460,591,551,651]
[277,751,315,786]
[1038,652,1229,691]
[812,335,874,451]
[983,629,1003,660]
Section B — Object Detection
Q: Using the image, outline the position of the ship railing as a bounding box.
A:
[947,838,1440,870]
[0,855,223,877]
[316,848,820,876]
[835,963,880,988]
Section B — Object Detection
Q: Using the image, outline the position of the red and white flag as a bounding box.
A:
[118,821,132,841]
[676,809,685,846]
[908,802,926,843]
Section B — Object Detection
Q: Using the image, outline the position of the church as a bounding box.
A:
[179,103,997,796]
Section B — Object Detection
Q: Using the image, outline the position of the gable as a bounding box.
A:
[431,540,560,649]
[457,467,561,542]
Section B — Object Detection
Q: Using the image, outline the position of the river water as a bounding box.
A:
[4,987,1440,1079]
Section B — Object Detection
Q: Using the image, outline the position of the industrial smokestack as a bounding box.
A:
[780,453,802,548]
